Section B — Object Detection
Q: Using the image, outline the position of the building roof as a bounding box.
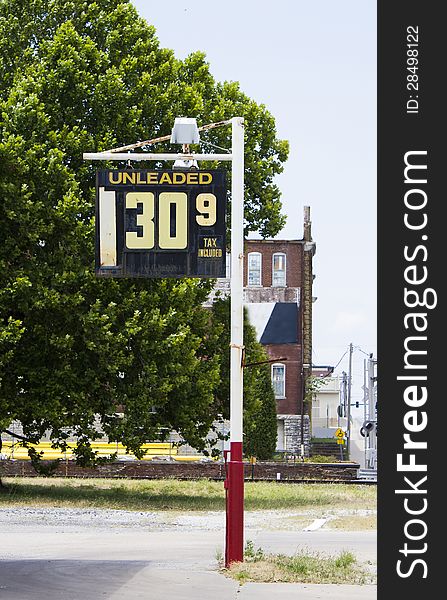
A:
[246,302,299,345]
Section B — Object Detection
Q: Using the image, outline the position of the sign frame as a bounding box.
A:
[95,168,227,278]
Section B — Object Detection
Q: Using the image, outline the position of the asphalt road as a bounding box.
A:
[0,509,377,600]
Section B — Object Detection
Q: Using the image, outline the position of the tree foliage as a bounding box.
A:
[0,0,287,463]
[0,0,289,236]
[243,365,278,461]
[304,375,329,405]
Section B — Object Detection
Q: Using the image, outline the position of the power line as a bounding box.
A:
[354,345,374,357]
[332,348,349,371]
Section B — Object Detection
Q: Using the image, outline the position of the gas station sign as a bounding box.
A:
[95,169,226,278]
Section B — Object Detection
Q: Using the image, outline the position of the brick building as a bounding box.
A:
[243,207,316,455]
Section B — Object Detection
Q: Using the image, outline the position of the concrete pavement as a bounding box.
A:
[0,510,377,599]
[0,561,377,599]
[0,562,378,600]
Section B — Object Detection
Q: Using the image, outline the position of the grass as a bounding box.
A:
[225,541,374,584]
[0,477,376,512]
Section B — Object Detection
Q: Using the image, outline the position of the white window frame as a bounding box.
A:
[247,251,262,286]
[272,252,286,287]
[271,363,286,399]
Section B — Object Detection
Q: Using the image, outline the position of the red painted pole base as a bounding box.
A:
[225,441,244,567]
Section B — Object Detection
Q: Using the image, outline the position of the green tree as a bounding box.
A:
[211,298,277,459]
[0,0,287,464]
[244,365,278,461]
[0,0,289,237]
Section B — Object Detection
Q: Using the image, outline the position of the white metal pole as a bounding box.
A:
[368,355,377,469]
[82,152,233,162]
[225,116,245,566]
[230,117,244,447]
[363,359,368,468]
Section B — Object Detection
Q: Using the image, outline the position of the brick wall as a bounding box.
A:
[264,342,302,415]
[244,240,303,288]
[0,459,359,481]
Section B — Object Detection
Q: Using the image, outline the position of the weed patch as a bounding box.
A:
[226,541,374,584]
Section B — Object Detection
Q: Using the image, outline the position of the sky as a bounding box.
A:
[131,0,377,407]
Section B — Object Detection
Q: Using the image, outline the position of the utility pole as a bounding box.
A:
[339,371,348,426]
[346,343,353,458]
[339,371,348,460]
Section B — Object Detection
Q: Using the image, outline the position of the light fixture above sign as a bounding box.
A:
[170,117,200,169]
[170,117,200,144]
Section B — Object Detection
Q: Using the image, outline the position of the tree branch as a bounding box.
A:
[4,429,30,442]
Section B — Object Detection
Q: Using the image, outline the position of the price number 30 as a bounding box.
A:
[126,191,217,250]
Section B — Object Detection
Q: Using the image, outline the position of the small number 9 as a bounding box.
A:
[196,193,217,226]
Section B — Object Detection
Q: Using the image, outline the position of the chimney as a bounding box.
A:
[303,206,312,242]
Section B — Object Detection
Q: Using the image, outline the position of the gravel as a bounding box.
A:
[0,506,376,532]
[0,507,298,531]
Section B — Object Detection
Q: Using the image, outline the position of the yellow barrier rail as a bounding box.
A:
[1,441,178,461]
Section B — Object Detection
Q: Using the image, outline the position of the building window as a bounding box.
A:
[248,252,262,286]
[272,253,286,287]
[272,363,286,398]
